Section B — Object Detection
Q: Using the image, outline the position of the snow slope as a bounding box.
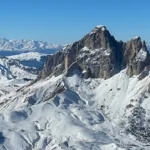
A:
[8,52,48,69]
[0,56,38,97]
[0,74,123,150]
[0,68,150,149]
[0,57,37,81]
[8,52,47,61]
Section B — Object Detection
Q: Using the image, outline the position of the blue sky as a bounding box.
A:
[0,0,149,44]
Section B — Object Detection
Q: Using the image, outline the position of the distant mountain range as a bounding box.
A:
[0,38,63,55]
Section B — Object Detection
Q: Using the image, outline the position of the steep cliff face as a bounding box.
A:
[124,38,150,77]
[41,25,150,79]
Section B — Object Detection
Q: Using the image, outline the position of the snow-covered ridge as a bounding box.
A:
[0,56,37,81]
[0,38,62,52]
[7,52,48,69]
[147,43,150,52]
[8,52,47,61]
[0,55,39,97]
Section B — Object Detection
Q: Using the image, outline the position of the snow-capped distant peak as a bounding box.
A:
[0,38,63,52]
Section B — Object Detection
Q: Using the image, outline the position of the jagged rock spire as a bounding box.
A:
[41,25,150,79]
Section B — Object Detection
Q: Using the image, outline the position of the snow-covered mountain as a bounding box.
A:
[147,43,150,51]
[0,51,50,97]
[0,38,62,56]
[0,39,54,87]
[0,25,150,150]
[0,56,38,80]
[0,55,40,97]
[8,52,48,69]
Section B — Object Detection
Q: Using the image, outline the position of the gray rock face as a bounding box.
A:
[124,38,150,77]
[41,51,65,77]
[41,26,150,79]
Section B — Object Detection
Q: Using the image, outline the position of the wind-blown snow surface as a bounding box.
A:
[0,69,150,149]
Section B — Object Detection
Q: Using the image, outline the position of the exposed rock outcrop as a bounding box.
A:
[124,37,150,77]
[41,25,150,79]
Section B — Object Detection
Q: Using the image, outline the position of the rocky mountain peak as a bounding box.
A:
[41,25,150,79]
[91,25,107,33]
[124,37,150,78]
[81,25,114,50]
